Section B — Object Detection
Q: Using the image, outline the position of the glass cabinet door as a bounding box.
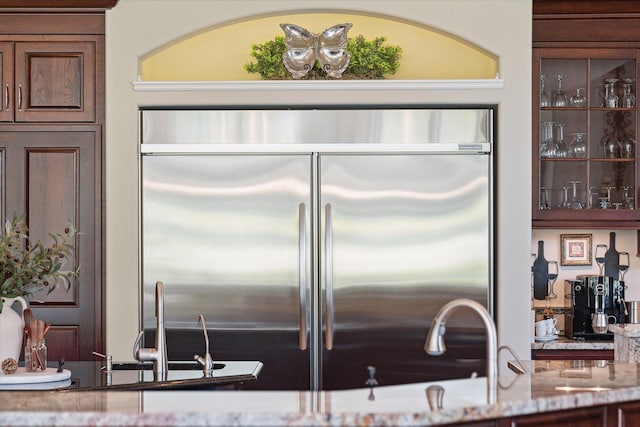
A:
[534,49,639,226]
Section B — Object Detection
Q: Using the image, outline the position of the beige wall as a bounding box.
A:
[106,0,532,365]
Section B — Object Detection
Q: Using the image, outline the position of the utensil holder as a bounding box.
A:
[25,338,47,372]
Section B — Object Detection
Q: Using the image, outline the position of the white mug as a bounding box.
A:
[545,318,557,336]
[535,320,548,337]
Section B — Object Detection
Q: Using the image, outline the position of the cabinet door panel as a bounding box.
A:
[617,401,640,427]
[510,406,606,427]
[14,41,95,122]
[0,42,12,123]
[1,127,101,361]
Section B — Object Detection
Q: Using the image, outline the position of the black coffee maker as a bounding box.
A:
[566,274,626,340]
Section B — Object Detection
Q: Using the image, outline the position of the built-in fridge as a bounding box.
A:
[140,108,494,391]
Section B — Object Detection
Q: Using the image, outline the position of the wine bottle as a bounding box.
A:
[604,232,619,279]
[532,240,549,300]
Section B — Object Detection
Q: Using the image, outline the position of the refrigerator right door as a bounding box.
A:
[318,153,492,390]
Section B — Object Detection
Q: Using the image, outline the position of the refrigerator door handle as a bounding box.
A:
[325,203,335,350]
[299,203,308,350]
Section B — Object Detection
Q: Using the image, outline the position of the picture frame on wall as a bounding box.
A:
[560,234,592,266]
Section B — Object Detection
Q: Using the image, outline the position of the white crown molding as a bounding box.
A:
[131,79,504,92]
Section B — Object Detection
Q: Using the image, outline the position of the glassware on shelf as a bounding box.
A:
[539,187,552,210]
[554,122,569,158]
[552,75,568,107]
[620,137,635,159]
[569,132,587,158]
[622,78,636,108]
[622,186,635,209]
[588,187,599,209]
[540,121,558,158]
[595,244,607,275]
[540,75,551,107]
[603,78,619,108]
[619,252,630,281]
[603,136,621,158]
[568,181,584,209]
[558,186,570,208]
[570,88,587,107]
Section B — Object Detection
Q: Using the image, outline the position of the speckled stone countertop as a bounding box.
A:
[531,336,614,350]
[3,360,640,426]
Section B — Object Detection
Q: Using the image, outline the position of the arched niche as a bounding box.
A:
[138,11,499,81]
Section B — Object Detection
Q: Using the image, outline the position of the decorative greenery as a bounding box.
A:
[0,215,79,313]
[244,34,402,80]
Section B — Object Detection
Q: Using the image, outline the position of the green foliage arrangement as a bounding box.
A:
[0,215,79,313]
[244,34,402,80]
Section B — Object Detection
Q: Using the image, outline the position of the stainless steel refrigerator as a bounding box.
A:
[140,108,494,391]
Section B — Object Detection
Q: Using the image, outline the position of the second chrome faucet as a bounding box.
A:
[133,281,168,376]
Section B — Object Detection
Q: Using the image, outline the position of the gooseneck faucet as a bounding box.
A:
[425,298,497,404]
[133,281,168,377]
[194,314,214,376]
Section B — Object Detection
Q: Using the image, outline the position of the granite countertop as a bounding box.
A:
[3,360,640,426]
[531,336,614,350]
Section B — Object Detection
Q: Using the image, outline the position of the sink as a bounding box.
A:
[111,361,226,371]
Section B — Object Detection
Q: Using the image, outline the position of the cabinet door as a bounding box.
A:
[0,42,13,123]
[510,406,606,427]
[533,48,640,228]
[1,126,101,361]
[14,41,96,123]
[617,401,640,426]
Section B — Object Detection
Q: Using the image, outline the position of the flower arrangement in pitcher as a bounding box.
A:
[0,214,79,313]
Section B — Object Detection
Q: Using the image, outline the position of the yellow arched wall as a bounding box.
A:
[139,12,498,81]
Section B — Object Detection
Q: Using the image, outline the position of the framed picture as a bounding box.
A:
[560,234,592,266]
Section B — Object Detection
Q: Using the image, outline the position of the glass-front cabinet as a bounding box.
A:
[533,48,640,228]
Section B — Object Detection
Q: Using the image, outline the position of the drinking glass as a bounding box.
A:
[554,122,569,158]
[540,75,551,107]
[595,244,607,275]
[569,132,587,158]
[604,78,619,108]
[547,260,558,299]
[603,136,621,158]
[568,180,584,209]
[539,187,552,210]
[619,252,630,281]
[552,75,568,107]
[622,78,636,108]
[570,88,587,107]
[620,137,635,159]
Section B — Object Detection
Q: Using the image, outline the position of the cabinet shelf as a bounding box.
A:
[534,49,639,228]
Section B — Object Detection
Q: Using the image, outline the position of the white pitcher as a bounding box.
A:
[0,296,27,367]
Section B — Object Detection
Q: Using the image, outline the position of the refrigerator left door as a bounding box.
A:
[141,154,312,390]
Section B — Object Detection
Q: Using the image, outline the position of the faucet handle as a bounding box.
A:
[132,331,145,360]
[92,351,113,372]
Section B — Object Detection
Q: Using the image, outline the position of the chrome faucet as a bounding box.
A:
[194,314,214,376]
[425,298,497,404]
[133,281,168,376]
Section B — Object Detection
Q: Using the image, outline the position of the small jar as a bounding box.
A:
[25,338,47,372]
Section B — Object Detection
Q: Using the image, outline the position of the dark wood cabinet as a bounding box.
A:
[532,349,614,361]
[0,7,112,360]
[510,406,607,427]
[615,401,640,427]
[0,126,101,361]
[0,39,98,123]
[533,4,640,229]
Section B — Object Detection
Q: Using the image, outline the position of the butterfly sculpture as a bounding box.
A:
[280,23,353,79]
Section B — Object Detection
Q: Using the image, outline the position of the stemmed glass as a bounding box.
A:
[619,252,630,281]
[622,78,636,108]
[604,78,619,108]
[547,260,558,299]
[570,88,587,107]
[552,75,568,107]
[569,132,587,158]
[540,75,551,107]
[595,244,608,275]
